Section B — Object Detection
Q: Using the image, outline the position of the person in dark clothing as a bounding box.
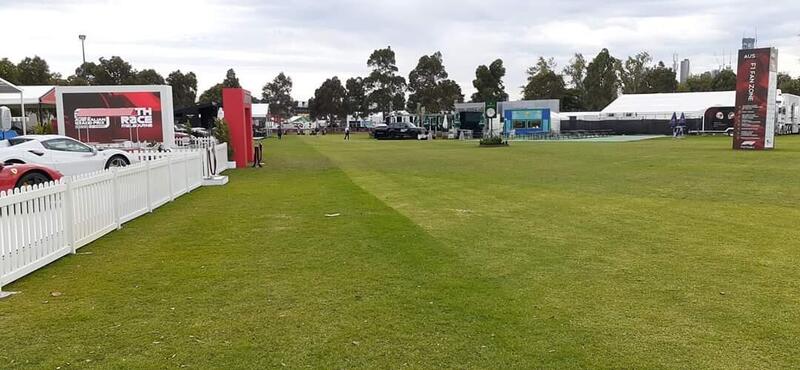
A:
[277,127,283,140]
[344,126,351,140]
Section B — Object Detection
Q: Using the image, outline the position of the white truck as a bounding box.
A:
[776,91,800,135]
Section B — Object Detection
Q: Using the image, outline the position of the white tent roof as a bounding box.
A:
[0,77,22,94]
[251,103,269,117]
[601,91,735,115]
[0,85,55,106]
[288,115,311,123]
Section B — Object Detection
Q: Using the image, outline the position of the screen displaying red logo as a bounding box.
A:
[63,92,163,143]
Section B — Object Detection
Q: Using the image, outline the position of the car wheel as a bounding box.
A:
[15,171,52,188]
[105,155,130,169]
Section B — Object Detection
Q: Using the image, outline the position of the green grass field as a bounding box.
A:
[2,133,800,368]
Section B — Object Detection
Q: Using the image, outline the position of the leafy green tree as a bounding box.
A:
[0,58,19,84]
[310,76,346,123]
[223,68,241,88]
[777,72,793,88]
[712,69,736,91]
[71,56,136,85]
[563,53,587,92]
[641,61,677,93]
[407,51,446,112]
[72,62,99,84]
[167,70,198,109]
[197,69,243,105]
[779,74,800,96]
[583,49,621,111]
[522,57,565,100]
[407,51,462,112]
[679,72,714,92]
[345,77,369,118]
[561,88,585,112]
[471,59,508,102]
[262,72,294,120]
[96,56,136,84]
[198,83,223,104]
[17,56,57,85]
[620,52,652,94]
[65,76,90,86]
[437,79,464,111]
[562,53,588,111]
[134,69,165,85]
[364,47,406,114]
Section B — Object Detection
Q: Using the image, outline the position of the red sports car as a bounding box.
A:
[0,163,63,193]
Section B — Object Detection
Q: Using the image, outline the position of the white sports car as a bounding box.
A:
[0,135,137,176]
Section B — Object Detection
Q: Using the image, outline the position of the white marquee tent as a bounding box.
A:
[601,91,735,119]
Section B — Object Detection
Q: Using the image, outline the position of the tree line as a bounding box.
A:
[0,56,199,110]
[3,51,800,123]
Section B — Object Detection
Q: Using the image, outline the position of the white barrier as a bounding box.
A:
[0,147,220,293]
[131,142,228,179]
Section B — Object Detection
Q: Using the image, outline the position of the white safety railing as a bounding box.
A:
[190,136,218,148]
[0,144,227,293]
[131,142,228,179]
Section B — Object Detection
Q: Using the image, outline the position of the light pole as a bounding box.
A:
[78,34,86,65]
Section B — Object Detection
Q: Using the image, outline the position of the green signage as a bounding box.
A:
[485,101,497,119]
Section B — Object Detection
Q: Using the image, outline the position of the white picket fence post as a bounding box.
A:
[145,160,152,213]
[64,179,75,255]
[112,168,121,230]
[183,153,189,191]
[168,156,175,201]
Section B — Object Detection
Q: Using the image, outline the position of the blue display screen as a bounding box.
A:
[504,109,550,134]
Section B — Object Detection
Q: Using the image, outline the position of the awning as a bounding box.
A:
[0,85,56,106]
[0,77,26,135]
[40,87,56,105]
[0,77,22,94]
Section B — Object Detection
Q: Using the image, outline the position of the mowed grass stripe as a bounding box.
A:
[304,134,800,368]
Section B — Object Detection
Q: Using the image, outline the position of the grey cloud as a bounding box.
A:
[2,0,799,100]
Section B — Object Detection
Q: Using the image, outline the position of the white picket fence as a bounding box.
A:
[0,143,229,293]
[131,142,228,178]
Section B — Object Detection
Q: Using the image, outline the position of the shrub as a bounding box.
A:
[33,122,52,135]
[479,135,506,146]
[213,118,233,158]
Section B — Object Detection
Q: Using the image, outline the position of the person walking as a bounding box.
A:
[678,112,687,138]
[277,125,283,140]
[344,125,351,140]
[670,112,678,138]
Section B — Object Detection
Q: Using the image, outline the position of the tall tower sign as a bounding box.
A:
[733,47,778,150]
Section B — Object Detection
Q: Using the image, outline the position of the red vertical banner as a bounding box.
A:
[222,88,253,168]
[733,47,778,150]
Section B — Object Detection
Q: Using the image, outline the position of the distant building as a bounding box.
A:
[294,100,310,115]
[742,37,756,50]
[454,100,561,136]
[680,59,691,84]
[251,103,269,127]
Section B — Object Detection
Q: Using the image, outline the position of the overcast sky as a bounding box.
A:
[2,0,800,100]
